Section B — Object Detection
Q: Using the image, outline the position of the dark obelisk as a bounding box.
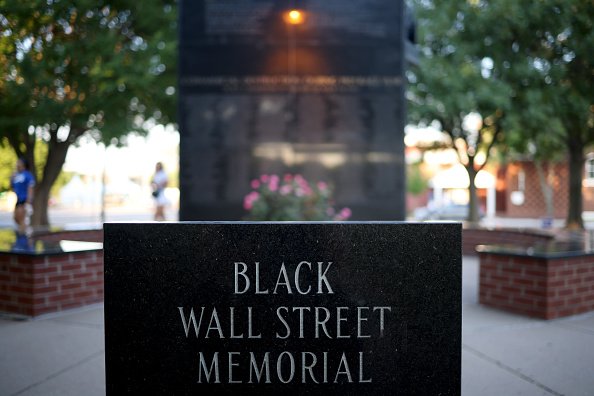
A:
[179,0,410,220]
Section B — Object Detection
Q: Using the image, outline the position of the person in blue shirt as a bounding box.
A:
[10,158,35,233]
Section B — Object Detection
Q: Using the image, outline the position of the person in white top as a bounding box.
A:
[151,162,169,221]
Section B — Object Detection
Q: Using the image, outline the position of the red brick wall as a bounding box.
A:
[547,256,594,318]
[479,252,594,319]
[0,251,103,317]
[583,185,594,212]
[503,161,594,218]
[504,162,568,218]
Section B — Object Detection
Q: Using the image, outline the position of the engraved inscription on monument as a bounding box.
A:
[104,223,462,395]
[179,0,404,93]
[179,260,394,384]
[204,0,274,35]
[202,0,395,39]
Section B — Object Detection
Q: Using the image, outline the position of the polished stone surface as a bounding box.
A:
[476,240,594,259]
[179,1,405,93]
[0,229,102,256]
[104,222,461,395]
[178,0,408,220]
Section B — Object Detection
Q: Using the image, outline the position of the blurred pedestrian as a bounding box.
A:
[151,162,168,221]
[10,158,35,234]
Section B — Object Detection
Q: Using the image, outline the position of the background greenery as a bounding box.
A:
[0,0,177,225]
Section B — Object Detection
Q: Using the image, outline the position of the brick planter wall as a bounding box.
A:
[0,250,104,317]
[478,252,594,319]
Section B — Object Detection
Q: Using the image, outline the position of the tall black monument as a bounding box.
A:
[179,0,410,220]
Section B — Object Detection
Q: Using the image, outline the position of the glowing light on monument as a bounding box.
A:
[284,9,305,25]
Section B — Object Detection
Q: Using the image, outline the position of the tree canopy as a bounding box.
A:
[465,0,594,228]
[410,0,594,227]
[0,0,177,225]
[408,0,510,223]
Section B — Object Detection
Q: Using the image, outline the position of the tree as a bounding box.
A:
[1,136,72,198]
[407,161,429,197]
[408,0,510,224]
[503,95,566,221]
[0,139,17,193]
[461,0,594,229]
[410,0,594,228]
[0,0,177,226]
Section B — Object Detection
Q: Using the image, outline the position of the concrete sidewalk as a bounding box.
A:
[1,256,593,395]
[0,307,105,396]
[462,257,594,396]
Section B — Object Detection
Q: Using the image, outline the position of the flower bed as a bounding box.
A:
[244,174,351,221]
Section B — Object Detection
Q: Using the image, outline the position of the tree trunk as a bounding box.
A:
[31,141,70,227]
[7,132,36,168]
[32,183,52,229]
[566,139,584,229]
[535,160,554,218]
[466,162,480,224]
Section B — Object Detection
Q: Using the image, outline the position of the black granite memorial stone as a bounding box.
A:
[104,222,461,395]
[179,0,409,220]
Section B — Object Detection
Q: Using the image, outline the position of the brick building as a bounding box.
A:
[500,159,594,218]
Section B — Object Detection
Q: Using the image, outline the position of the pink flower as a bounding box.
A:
[294,174,305,186]
[283,174,293,182]
[268,175,280,192]
[335,207,352,221]
[251,179,260,189]
[317,181,328,191]
[302,185,313,196]
[280,184,292,195]
[243,191,260,210]
[243,199,252,210]
[260,174,270,183]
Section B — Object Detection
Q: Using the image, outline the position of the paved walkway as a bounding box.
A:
[1,256,593,395]
[0,307,105,396]
[461,257,594,396]
[2,205,594,230]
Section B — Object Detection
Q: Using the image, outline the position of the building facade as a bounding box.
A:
[500,159,594,219]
